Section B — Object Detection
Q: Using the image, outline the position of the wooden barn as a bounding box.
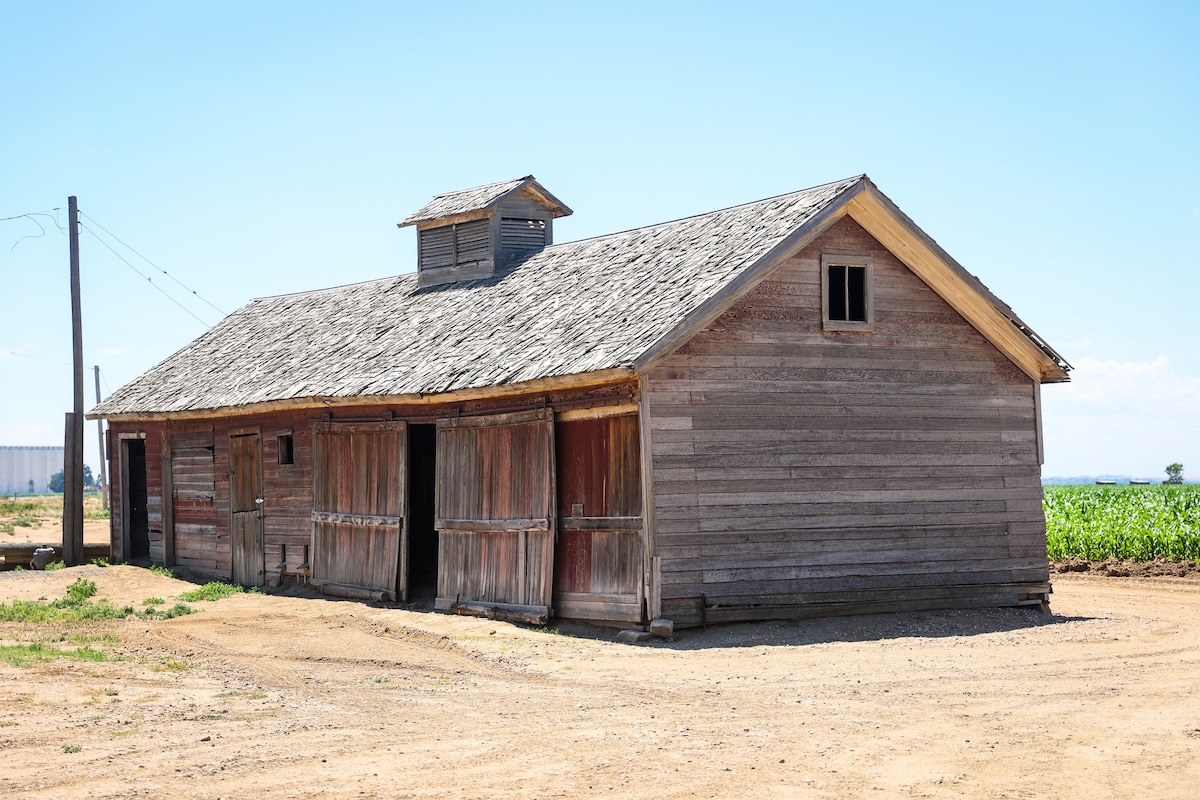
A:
[88,175,1070,626]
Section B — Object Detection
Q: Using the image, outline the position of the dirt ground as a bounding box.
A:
[4,517,109,546]
[2,494,110,547]
[2,567,1199,800]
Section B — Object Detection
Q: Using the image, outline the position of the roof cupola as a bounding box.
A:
[398,176,572,288]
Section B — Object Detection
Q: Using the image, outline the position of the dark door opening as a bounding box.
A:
[407,424,438,601]
[125,439,150,560]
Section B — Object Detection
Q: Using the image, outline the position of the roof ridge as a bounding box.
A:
[258,176,865,302]
[544,175,865,250]
[428,175,529,199]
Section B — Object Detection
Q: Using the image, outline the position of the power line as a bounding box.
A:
[0,207,60,223]
[97,366,113,396]
[0,347,70,367]
[80,223,213,328]
[2,211,66,251]
[79,211,226,316]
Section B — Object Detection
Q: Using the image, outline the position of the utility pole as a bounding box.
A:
[63,196,85,566]
[94,365,108,510]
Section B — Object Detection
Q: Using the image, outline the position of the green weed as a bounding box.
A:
[178,582,253,602]
[140,603,195,620]
[62,744,82,753]
[0,642,110,668]
[0,578,134,623]
[60,578,98,605]
[149,565,179,579]
[142,597,165,606]
[44,560,66,571]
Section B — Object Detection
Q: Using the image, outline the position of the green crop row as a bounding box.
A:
[1043,484,1200,562]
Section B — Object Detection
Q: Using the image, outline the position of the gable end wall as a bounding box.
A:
[645,216,1049,624]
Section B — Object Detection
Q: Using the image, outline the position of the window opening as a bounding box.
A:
[828,264,868,322]
[277,433,294,466]
[822,254,873,332]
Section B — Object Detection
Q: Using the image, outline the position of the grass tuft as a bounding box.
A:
[0,578,134,622]
[0,642,111,668]
[140,603,196,620]
[149,565,179,579]
[178,582,252,602]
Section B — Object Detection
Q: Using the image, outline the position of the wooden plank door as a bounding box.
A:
[311,421,407,600]
[554,413,644,622]
[230,432,264,586]
[435,409,555,622]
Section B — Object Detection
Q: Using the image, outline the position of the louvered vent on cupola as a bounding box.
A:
[399,176,572,289]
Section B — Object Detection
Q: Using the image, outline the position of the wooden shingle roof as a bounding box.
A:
[398,175,572,227]
[90,175,1068,419]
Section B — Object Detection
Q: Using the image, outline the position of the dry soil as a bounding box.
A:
[1,566,1199,799]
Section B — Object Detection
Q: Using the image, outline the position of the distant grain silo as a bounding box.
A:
[0,446,64,494]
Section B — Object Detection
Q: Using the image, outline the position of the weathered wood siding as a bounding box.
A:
[646,216,1048,624]
[259,412,315,584]
[104,381,637,610]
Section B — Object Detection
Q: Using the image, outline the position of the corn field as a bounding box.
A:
[1043,485,1200,562]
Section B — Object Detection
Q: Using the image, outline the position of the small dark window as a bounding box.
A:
[277,433,294,466]
[822,254,873,331]
[828,264,868,323]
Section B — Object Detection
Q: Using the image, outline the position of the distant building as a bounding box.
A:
[0,446,63,494]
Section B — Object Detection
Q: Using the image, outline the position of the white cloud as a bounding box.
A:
[1042,356,1200,478]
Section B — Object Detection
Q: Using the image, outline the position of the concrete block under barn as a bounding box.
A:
[88,176,1070,626]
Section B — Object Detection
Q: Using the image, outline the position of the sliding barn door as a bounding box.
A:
[311,421,407,600]
[435,410,555,621]
[554,414,644,622]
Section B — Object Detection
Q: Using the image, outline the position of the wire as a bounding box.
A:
[79,211,226,316]
[0,207,60,222]
[0,348,71,367]
[80,223,214,328]
[97,367,112,396]
[1,211,65,251]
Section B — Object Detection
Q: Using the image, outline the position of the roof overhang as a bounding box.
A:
[846,184,1069,383]
[398,176,573,229]
[635,178,1070,384]
[87,368,635,422]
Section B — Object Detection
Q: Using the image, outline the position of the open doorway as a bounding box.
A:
[122,439,150,560]
[407,424,438,601]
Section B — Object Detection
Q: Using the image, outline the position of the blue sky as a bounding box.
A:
[1,1,1197,480]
